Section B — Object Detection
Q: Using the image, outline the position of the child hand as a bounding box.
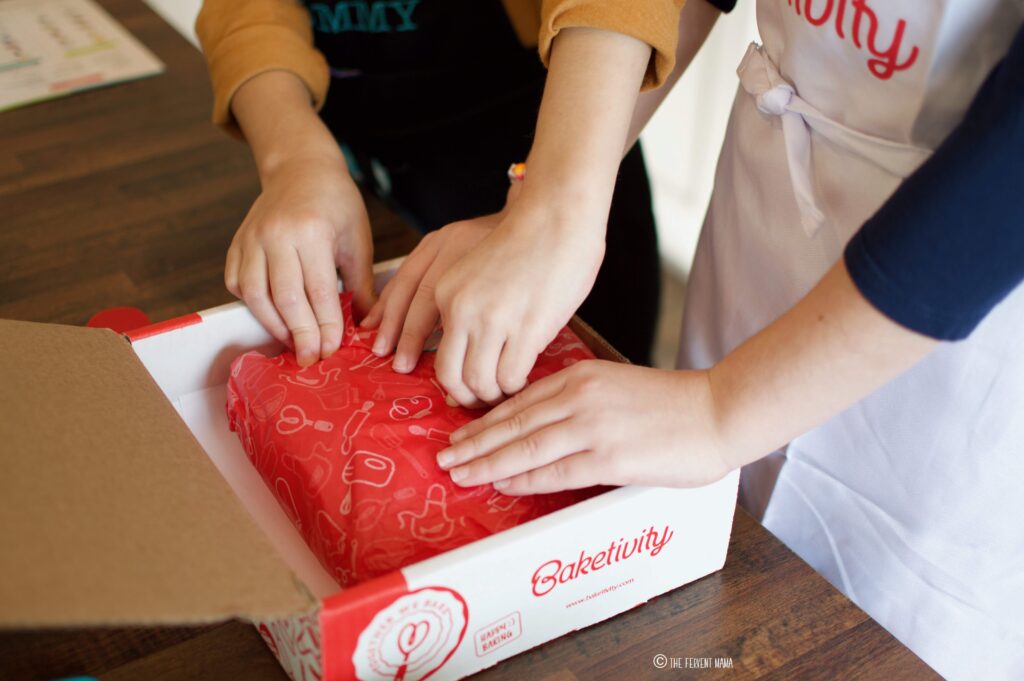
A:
[435,361,735,493]
[224,155,374,367]
[360,213,501,387]
[428,197,606,406]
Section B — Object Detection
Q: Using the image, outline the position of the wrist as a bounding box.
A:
[703,364,754,472]
[502,190,609,254]
[232,72,348,183]
[519,147,618,214]
[510,157,615,240]
[259,141,349,186]
[256,114,347,181]
[517,177,611,219]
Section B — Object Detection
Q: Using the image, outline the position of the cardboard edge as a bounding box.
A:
[0,319,319,629]
[567,316,630,365]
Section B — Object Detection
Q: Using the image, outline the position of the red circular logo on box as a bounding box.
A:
[353,586,469,681]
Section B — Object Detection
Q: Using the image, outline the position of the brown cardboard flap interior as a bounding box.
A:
[0,320,315,628]
[569,316,629,364]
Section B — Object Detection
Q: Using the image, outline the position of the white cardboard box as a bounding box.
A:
[0,259,738,681]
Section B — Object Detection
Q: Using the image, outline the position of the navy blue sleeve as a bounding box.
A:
[705,0,737,13]
[843,23,1024,341]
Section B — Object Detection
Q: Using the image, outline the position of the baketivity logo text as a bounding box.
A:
[531,525,675,597]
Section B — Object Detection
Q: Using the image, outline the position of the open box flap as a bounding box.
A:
[568,317,628,364]
[0,320,317,628]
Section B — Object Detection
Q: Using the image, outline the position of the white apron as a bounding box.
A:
[678,1,1024,678]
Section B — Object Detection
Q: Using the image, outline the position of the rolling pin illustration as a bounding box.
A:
[341,400,374,456]
[408,424,452,444]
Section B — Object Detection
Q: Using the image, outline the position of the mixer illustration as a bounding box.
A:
[340,450,396,515]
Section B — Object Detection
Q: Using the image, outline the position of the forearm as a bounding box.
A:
[625,0,722,152]
[231,70,345,183]
[520,27,650,223]
[708,26,1024,469]
[707,259,939,469]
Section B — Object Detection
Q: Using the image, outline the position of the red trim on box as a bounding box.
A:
[125,312,203,342]
[87,307,151,334]
[320,571,410,681]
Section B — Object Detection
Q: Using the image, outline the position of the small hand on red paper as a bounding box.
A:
[434,361,735,494]
[424,198,605,409]
[359,213,500,392]
[225,155,375,367]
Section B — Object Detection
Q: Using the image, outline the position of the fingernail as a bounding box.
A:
[298,353,315,367]
[372,336,387,356]
[449,466,468,483]
[436,450,454,468]
[393,356,410,373]
[449,429,465,443]
[492,479,510,490]
[445,395,459,408]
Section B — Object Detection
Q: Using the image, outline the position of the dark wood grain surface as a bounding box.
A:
[0,1,937,680]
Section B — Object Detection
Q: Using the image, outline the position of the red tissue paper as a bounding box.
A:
[226,293,599,587]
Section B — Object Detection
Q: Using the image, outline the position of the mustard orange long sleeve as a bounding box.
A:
[537,0,685,91]
[195,0,683,135]
[196,0,330,135]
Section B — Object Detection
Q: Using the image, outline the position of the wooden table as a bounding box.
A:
[0,1,937,679]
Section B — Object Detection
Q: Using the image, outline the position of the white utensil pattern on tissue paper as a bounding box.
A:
[397,484,462,543]
[340,450,396,515]
[370,422,431,479]
[340,400,374,456]
[277,404,334,435]
[408,424,451,444]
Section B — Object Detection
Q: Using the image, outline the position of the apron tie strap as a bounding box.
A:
[737,43,932,237]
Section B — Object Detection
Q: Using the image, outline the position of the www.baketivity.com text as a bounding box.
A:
[564,578,636,609]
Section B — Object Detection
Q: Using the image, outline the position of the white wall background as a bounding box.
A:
[144,0,759,280]
[144,0,201,47]
[639,3,759,278]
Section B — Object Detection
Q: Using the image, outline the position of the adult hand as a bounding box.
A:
[434,360,735,493]
[225,155,375,366]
